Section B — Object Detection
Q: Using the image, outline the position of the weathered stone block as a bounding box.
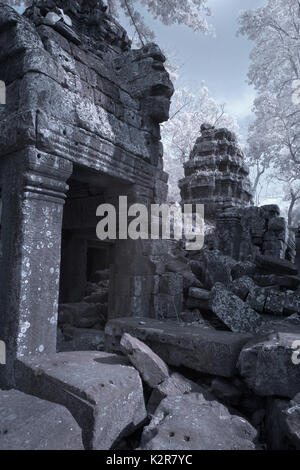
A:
[147,372,208,415]
[264,292,287,316]
[120,333,169,388]
[140,394,257,450]
[210,283,263,333]
[15,351,147,450]
[238,333,300,398]
[105,317,252,377]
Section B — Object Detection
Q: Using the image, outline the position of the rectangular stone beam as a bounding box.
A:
[105,318,252,378]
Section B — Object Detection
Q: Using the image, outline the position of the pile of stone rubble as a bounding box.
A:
[1,312,299,449]
[103,239,300,450]
[49,234,300,450]
[57,269,110,352]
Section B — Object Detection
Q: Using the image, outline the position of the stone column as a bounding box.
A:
[216,208,243,260]
[0,147,72,388]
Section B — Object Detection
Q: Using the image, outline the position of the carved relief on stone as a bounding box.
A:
[113,43,174,123]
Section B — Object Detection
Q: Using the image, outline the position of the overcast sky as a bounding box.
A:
[14,0,281,206]
[137,0,282,207]
[133,0,267,136]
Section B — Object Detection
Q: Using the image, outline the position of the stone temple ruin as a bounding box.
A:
[0,0,300,451]
[179,123,253,221]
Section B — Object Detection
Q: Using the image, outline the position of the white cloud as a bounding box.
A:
[225,88,256,120]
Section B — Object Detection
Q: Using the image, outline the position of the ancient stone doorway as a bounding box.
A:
[57,164,128,339]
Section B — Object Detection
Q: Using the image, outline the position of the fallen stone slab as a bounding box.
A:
[140,393,257,450]
[0,389,83,450]
[147,372,212,415]
[120,333,169,388]
[238,332,300,398]
[15,351,147,450]
[210,283,263,334]
[255,254,298,276]
[105,318,252,377]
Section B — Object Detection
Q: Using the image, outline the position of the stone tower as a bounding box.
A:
[179,124,253,221]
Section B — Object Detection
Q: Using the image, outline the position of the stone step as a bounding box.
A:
[0,389,83,450]
[15,351,147,450]
[105,318,252,378]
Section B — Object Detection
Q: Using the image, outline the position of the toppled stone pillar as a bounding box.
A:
[179,124,253,222]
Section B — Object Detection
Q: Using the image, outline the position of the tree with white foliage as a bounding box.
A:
[270,170,300,225]
[161,85,239,202]
[106,0,214,45]
[245,92,287,203]
[6,0,214,45]
[239,0,300,220]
